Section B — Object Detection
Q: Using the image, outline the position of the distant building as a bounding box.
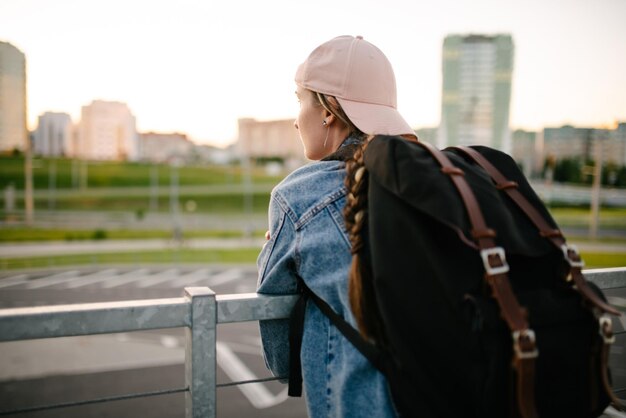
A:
[192,144,237,165]
[511,129,537,177]
[33,112,73,157]
[607,122,626,166]
[237,118,304,161]
[77,100,138,160]
[139,132,193,162]
[543,125,594,162]
[541,123,626,167]
[0,41,27,153]
[414,127,438,145]
[439,34,514,153]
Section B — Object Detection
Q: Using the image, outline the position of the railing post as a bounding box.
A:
[184,287,216,418]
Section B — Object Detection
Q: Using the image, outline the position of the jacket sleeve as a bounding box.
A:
[256,193,299,379]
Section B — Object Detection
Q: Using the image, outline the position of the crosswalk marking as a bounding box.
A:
[0,274,30,289]
[167,268,213,288]
[25,271,80,289]
[64,269,122,289]
[99,268,152,288]
[208,269,243,286]
[0,267,254,291]
[135,269,180,288]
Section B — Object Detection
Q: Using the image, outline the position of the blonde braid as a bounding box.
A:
[344,137,387,345]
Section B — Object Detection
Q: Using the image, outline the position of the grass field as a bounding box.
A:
[0,248,261,270]
[0,156,283,190]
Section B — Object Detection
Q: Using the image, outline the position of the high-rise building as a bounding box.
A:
[33,112,73,157]
[0,41,27,153]
[439,34,514,153]
[77,100,138,160]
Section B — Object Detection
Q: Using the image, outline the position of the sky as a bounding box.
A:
[0,0,625,148]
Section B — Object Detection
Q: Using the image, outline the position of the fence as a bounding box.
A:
[0,268,625,417]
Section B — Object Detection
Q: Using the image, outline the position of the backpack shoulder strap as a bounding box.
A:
[288,277,387,397]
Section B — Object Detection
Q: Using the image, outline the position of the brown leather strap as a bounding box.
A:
[419,141,496,251]
[417,141,539,418]
[451,145,621,317]
[515,353,538,418]
[452,145,564,242]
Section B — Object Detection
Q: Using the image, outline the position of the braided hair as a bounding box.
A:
[344,138,388,345]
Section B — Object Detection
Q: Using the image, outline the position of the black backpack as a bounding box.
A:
[288,135,622,418]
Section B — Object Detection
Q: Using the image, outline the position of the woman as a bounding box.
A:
[257,35,415,417]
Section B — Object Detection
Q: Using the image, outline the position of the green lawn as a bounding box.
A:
[0,228,265,242]
[549,207,626,228]
[579,252,626,269]
[0,156,283,190]
[0,248,261,270]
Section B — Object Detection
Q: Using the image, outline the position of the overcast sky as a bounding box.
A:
[1,0,625,147]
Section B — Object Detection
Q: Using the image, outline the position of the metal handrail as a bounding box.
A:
[0,268,624,417]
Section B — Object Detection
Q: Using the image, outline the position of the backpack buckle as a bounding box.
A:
[599,315,616,344]
[561,244,584,268]
[512,329,539,359]
[480,247,509,276]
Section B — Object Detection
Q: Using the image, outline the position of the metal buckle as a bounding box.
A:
[598,315,616,344]
[480,247,510,276]
[561,244,584,268]
[512,329,539,359]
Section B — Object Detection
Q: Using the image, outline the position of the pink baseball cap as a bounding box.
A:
[295,35,415,138]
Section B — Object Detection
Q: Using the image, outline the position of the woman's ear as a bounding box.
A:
[324,112,336,126]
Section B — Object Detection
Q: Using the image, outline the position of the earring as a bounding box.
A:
[322,120,328,126]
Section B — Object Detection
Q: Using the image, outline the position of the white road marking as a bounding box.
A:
[216,341,288,409]
[134,269,179,288]
[0,274,30,289]
[167,268,213,288]
[208,269,243,287]
[61,269,118,288]
[100,268,152,288]
[24,271,80,289]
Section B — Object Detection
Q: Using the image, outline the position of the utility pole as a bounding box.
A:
[241,152,253,237]
[170,161,181,243]
[150,164,159,212]
[23,59,33,226]
[48,159,56,211]
[589,133,603,240]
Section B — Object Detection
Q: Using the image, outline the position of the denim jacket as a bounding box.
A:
[257,140,398,418]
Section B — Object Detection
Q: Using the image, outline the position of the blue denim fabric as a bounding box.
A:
[257,158,398,418]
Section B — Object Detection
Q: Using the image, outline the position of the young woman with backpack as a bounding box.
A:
[256,35,415,418]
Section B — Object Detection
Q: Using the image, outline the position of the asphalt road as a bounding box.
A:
[0,265,308,418]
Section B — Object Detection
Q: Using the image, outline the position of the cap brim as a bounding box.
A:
[336,97,416,139]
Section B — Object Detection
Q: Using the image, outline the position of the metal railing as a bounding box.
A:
[0,268,625,417]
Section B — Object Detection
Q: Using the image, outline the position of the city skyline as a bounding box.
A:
[1,0,625,148]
